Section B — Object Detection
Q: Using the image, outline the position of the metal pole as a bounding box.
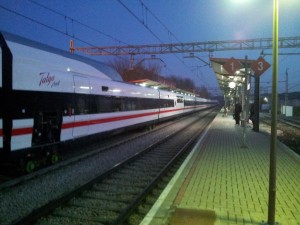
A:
[224,94,226,116]
[284,68,289,116]
[268,0,278,224]
[254,72,260,132]
[242,56,249,148]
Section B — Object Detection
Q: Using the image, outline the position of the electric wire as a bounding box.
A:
[117,0,206,87]
[0,4,125,59]
[116,0,164,44]
[29,0,181,76]
[139,0,209,87]
[139,0,182,44]
[288,83,300,91]
[28,0,130,45]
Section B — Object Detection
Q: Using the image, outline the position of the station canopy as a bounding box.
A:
[129,79,196,96]
[209,57,256,98]
[129,79,172,90]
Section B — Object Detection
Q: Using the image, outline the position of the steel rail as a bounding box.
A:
[0,108,208,191]
[112,111,216,225]
[11,109,217,225]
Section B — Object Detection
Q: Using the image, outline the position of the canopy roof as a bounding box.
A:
[210,57,257,98]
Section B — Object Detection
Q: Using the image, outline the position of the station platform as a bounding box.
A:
[140,111,300,225]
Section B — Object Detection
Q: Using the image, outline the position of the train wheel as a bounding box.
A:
[50,153,59,164]
[147,124,153,131]
[148,124,155,130]
[25,160,36,173]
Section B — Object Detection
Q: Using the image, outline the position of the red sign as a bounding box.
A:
[223,58,242,75]
[251,56,271,76]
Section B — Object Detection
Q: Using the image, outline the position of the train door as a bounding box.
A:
[72,75,90,137]
[0,47,3,152]
[0,33,13,157]
[176,96,184,108]
[32,111,62,146]
[0,46,2,86]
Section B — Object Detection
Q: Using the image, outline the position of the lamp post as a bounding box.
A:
[241,56,249,148]
[267,0,278,224]
[284,68,289,116]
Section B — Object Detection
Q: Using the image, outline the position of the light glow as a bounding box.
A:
[229,81,236,88]
[111,89,121,93]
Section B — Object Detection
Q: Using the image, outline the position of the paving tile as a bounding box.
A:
[140,112,300,225]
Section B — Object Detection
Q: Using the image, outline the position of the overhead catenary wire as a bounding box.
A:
[0,4,111,54]
[116,0,164,44]
[2,0,218,90]
[288,83,300,91]
[117,0,207,86]
[139,0,183,44]
[141,0,210,87]
[16,0,210,89]
[0,2,135,64]
[28,0,130,46]
[27,0,188,79]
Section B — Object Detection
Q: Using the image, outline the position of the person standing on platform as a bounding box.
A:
[223,106,228,117]
[249,103,256,130]
[249,103,254,124]
[234,102,242,125]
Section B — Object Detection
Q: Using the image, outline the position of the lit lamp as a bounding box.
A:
[229,81,236,89]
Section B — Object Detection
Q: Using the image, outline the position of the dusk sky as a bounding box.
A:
[0,0,300,96]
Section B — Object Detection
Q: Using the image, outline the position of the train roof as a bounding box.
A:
[0,31,123,82]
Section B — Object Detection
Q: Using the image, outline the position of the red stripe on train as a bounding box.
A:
[11,127,33,136]
[2,106,201,137]
[0,128,33,136]
[62,111,159,129]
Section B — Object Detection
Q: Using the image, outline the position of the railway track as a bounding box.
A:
[260,113,300,128]
[260,113,300,155]
[0,110,192,189]
[11,110,217,225]
[0,108,219,225]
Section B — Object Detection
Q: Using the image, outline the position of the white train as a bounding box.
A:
[0,32,217,170]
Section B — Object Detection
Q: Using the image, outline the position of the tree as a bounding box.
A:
[107,56,131,80]
[195,86,210,98]
[108,56,164,82]
[167,75,195,92]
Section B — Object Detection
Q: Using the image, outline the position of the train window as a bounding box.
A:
[102,86,109,92]
[177,96,184,103]
[99,96,112,113]
[75,95,89,114]
[90,94,163,114]
[160,99,174,108]
[134,100,138,110]
[123,98,139,111]
[141,98,154,109]
[184,100,195,106]
[112,97,122,112]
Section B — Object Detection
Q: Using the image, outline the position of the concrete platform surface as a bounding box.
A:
[140,112,300,225]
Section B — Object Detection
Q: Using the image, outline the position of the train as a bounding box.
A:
[0,31,217,171]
